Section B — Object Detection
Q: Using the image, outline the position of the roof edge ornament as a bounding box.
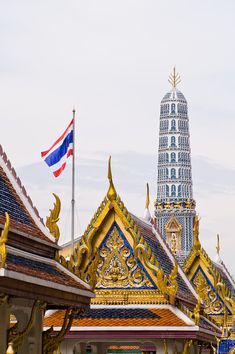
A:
[107,156,117,201]
[168,66,181,89]
[46,193,61,242]
[215,233,222,263]
[0,212,10,268]
[143,183,151,222]
[193,215,201,250]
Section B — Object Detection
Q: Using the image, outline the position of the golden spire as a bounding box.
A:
[107,156,117,201]
[145,183,150,209]
[168,66,181,89]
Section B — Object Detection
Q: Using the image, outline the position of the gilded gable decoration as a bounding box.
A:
[67,157,179,304]
[165,215,182,254]
[96,223,155,289]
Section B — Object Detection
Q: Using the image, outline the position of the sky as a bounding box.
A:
[1,1,235,273]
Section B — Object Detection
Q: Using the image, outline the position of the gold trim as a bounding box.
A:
[0,212,9,268]
[46,193,61,242]
[7,300,46,353]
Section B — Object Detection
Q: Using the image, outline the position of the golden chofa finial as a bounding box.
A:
[145,183,150,209]
[107,156,117,201]
[168,66,181,89]
[46,193,61,242]
[216,234,220,255]
[143,183,151,221]
[215,233,222,263]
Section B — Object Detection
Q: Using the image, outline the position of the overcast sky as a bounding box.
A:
[1,1,235,273]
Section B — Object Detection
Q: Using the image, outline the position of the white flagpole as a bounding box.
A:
[71,108,76,255]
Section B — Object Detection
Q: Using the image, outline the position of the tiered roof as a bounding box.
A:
[0,145,94,307]
[45,158,221,342]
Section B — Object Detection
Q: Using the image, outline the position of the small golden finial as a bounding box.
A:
[107,156,117,201]
[168,66,181,89]
[145,183,150,209]
[216,234,220,256]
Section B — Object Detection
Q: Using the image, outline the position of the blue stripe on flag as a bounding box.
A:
[44,131,73,167]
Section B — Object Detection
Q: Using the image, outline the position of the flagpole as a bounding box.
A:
[71,108,76,256]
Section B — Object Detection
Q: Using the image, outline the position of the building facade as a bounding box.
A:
[155,68,196,262]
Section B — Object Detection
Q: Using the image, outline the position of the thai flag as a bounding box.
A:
[41,119,74,177]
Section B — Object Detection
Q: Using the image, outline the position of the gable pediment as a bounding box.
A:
[95,222,156,290]
[191,265,231,316]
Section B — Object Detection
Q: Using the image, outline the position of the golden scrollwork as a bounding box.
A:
[0,212,9,268]
[42,307,85,354]
[193,270,223,315]
[46,193,61,241]
[0,293,8,307]
[182,339,193,354]
[7,300,46,353]
[96,226,153,289]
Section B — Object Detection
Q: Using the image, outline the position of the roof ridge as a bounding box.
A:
[0,144,44,224]
[0,144,55,243]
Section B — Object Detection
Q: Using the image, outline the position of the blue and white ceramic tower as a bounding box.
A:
[155,68,196,262]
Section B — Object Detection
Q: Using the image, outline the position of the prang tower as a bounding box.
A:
[155,68,196,262]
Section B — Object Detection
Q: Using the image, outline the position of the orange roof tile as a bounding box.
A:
[44,308,187,327]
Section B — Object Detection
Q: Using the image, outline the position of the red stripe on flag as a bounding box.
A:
[53,162,67,177]
[41,119,74,158]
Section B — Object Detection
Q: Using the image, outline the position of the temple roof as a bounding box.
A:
[0,144,55,245]
[44,305,221,339]
[130,214,197,304]
[0,145,94,307]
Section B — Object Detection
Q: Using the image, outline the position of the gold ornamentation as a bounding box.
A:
[193,269,223,315]
[193,215,201,250]
[164,339,168,354]
[96,226,153,289]
[168,67,181,88]
[225,297,235,339]
[216,234,220,256]
[6,342,14,354]
[0,212,9,268]
[7,300,46,353]
[145,183,150,209]
[92,289,167,305]
[165,216,182,254]
[0,293,8,306]
[42,308,85,354]
[182,339,193,354]
[107,156,117,201]
[46,193,61,241]
[185,199,191,209]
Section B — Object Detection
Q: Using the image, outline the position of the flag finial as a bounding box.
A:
[107,156,117,201]
[168,66,181,88]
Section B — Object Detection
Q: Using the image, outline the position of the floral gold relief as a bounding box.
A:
[96,226,154,289]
